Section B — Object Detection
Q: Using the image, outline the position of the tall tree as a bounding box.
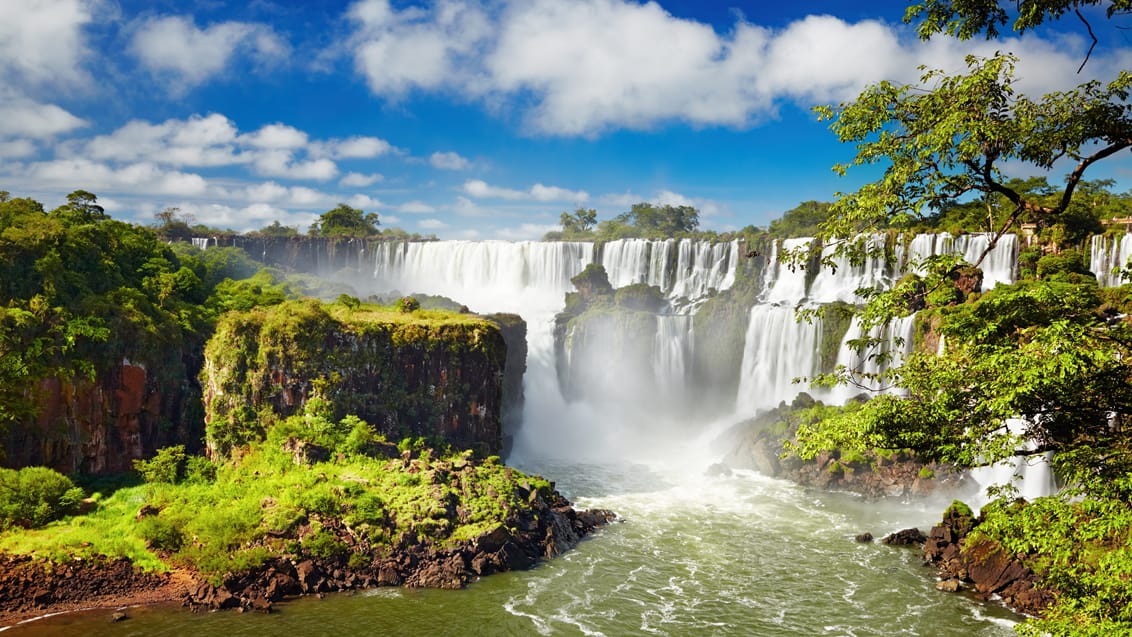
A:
[309,204,380,238]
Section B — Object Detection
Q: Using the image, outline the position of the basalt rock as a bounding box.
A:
[922,502,1054,617]
[182,491,615,614]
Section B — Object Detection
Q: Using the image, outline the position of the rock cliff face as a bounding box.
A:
[202,300,520,456]
[3,357,203,475]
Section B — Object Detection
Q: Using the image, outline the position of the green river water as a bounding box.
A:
[3,457,1019,637]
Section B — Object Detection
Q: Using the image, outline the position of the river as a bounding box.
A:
[6,452,1019,637]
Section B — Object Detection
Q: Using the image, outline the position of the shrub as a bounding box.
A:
[0,467,85,529]
[395,296,420,313]
[133,445,187,484]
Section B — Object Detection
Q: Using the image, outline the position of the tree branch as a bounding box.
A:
[1076,7,1099,74]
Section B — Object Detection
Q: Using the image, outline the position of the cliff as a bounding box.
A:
[3,352,203,475]
[202,300,519,456]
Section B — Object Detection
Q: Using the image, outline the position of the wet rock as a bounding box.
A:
[881,528,926,546]
[936,578,962,593]
[855,532,874,543]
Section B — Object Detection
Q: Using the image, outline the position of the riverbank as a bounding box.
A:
[0,490,613,627]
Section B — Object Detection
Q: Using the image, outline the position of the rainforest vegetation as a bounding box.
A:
[776,2,1132,634]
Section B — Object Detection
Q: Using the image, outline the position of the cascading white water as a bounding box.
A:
[968,419,1057,509]
[807,234,892,303]
[653,314,693,397]
[759,238,813,304]
[192,237,211,250]
[734,304,823,413]
[598,238,739,301]
[1090,233,1132,287]
[822,314,916,404]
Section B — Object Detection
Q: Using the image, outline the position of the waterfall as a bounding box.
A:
[734,305,823,413]
[968,419,1057,509]
[598,238,739,301]
[898,232,1017,290]
[654,314,693,396]
[191,237,211,250]
[371,240,594,311]
[759,238,813,304]
[808,234,892,303]
[822,315,916,404]
[1090,234,1132,287]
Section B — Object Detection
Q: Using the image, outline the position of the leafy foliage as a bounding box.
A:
[309,204,380,238]
[0,467,84,530]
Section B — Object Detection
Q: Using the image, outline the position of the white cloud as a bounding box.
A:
[453,195,486,216]
[463,178,523,200]
[462,179,587,202]
[347,0,492,95]
[0,0,93,88]
[171,201,318,232]
[24,159,209,196]
[397,200,435,213]
[418,218,448,229]
[241,123,308,150]
[0,139,36,158]
[0,94,87,139]
[347,194,383,209]
[429,151,469,170]
[342,0,1132,136]
[340,171,385,187]
[252,151,338,181]
[328,136,394,158]
[381,214,401,225]
[81,113,241,166]
[130,15,287,89]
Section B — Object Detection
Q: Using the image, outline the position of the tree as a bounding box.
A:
[560,208,597,238]
[153,207,196,241]
[795,2,1132,502]
[309,204,380,238]
[253,220,300,238]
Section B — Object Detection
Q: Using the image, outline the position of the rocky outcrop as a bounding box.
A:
[183,492,614,614]
[923,503,1054,617]
[715,401,970,499]
[202,300,521,456]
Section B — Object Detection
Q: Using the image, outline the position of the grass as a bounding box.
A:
[0,441,554,586]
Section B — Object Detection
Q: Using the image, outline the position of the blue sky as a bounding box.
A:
[2,1,1130,239]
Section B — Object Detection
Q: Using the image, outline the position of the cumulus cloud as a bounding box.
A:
[327,136,395,158]
[0,94,88,139]
[0,0,94,88]
[0,139,37,158]
[340,172,385,187]
[341,0,1132,136]
[462,179,587,202]
[24,158,209,197]
[494,222,561,240]
[429,151,469,170]
[241,123,308,149]
[347,0,492,95]
[130,15,287,89]
[80,113,241,166]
